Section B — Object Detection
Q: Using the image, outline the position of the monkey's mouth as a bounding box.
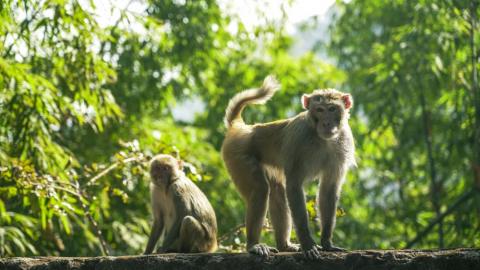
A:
[319,127,339,140]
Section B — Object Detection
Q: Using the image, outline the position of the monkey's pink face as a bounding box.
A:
[312,103,343,139]
[302,91,352,140]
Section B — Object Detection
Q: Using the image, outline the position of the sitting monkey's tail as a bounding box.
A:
[224,75,280,128]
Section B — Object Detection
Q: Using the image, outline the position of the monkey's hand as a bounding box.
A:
[303,244,322,260]
[322,245,346,252]
[321,240,346,252]
[248,243,279,256]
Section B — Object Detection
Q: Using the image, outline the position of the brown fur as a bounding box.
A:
[221,76,355,259]
[144,154,217,254]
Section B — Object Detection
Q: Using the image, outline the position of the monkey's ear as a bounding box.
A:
[301,94,310,110]
[177,159,184,170]
[342,94,353,110]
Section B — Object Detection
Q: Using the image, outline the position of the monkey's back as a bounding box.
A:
[222,111,354,181]
[170,178,218,251]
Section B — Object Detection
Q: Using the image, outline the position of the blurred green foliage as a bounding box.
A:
[329,0,480,249]
[0,0,478,257]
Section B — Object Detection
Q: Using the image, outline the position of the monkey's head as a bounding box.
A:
[149,154,184,186]
[302,89,353,140]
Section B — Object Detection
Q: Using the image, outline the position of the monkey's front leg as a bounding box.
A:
[268,181,301,252]
[286,175,321,260]
[144,220,163,254]
[318,175,346,252]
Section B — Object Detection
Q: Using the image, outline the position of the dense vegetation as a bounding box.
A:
[0,0,478,256]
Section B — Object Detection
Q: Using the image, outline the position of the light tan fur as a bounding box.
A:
[224,75,280,128]
[144,154,217,254]
[221,76,355,259]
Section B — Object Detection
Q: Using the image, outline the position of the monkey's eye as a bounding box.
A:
[316,107,325,113]
[328,106,336,112]
[314,96,321,101]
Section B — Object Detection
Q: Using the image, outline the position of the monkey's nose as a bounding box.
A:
[323,122,331,128]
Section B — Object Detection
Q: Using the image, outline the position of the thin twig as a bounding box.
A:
[72,180,111,256]
[419,90,443,248]
[76,155,143,255]
[78,155,145,254]
[218,223,245,243]
[88,156,139,185]
[62,154,143,256]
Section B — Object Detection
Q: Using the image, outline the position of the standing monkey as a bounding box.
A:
[144,154,217,254]
[221,76,355,259]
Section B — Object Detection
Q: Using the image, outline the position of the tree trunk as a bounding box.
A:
[1,249,479,270]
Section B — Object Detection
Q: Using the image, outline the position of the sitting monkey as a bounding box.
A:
[144,154,217,254]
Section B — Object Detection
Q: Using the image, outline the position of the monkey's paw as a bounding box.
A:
[279,243,301,252]
[248,243,279,256]
[303,244,322,260]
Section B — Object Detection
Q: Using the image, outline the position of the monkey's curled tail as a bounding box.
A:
[224,75,280,128]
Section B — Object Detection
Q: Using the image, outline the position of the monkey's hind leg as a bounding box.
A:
[226,158,278,256]
[269,180,300,252]
[178,216,209,253]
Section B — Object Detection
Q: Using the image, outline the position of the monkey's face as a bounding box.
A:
[302,90,353,140]
[311,102,344,140]
[150,163,174,185]
[149,155,181,186]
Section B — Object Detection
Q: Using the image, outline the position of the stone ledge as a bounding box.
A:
[1,249,479,270]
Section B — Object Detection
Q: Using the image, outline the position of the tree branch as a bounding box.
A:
[405,190,476,248]
[88,156,140,185]
[72,180,111,256]
[419,90,443,248]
